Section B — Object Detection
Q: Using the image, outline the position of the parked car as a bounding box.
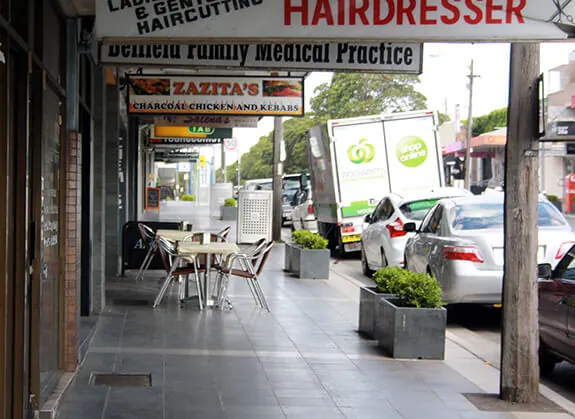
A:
[282,187,300,226]
[538,246,575,376]
[403,194,575,305]
[291,188,318,233]
[360,187,471,276]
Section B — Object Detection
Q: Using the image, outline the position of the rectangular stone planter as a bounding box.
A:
[220,206,237,221]
[376,297,446,360]
[358,287,396,339]
[284,242,330,279]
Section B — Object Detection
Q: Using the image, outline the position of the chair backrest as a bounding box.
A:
[217,226,232,242]
[137,223,156,242]
[157,237,177,273]
[182,233,202,243]
[255,241,275,276]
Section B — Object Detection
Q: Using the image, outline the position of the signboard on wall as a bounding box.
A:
[145,187,161,210]
[96,1,575,42]
[150,137,223,145]
[153,126,233,139]
[154,115,258,128]
[101,42,422,73]
[128,75,304,117]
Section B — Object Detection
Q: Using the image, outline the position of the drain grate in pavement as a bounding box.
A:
[112,299,150,306]
[463,393,565,413]
[90,373,152,387]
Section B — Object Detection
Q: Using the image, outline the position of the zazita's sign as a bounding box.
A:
[101,42,422,73]
[128,75,304,117]
[96,0,575,42]
[154,115,258,128]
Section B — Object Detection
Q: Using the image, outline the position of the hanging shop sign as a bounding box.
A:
[153,125,233,139]
[150,137,223,145]
[101,42,422,73]
[154,115,258,128]
[548,121,575,138]
[96,1,575,42]
[128,75,304,117]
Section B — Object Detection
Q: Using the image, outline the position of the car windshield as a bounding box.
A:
[399,199,440,221]
[283,188,299,204]
[450,201,567,231]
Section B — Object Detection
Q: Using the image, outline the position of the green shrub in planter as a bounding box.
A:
[384,268,445,309]
[292,230,328,250]
[224,198,237,207]
[373,266,408,293]
[180,194,196,202]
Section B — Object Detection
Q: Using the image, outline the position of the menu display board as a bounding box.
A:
[146,187,160,210]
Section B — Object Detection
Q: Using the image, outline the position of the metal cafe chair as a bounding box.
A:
[153,237,206,309]
[135,223,158,281]
[215,240,275,311]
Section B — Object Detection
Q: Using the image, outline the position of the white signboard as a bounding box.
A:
[127,75,304,117]
[332,121,390,217]
[224,138,238,152]
[96,1,574,42]
[382,114,443,193]
[101,42,422,73]
[154,115,258,128]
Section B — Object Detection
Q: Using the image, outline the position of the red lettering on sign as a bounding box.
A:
[350,0,369,25]
[486,0,503,24]
[464,0,483,24]
[397,0,416,24]
[440,0,460,24]
[284,0,308,25]
[420,0,438,24]
[312,0,334,25]
[506,0,526,23]
[374,0,395,24]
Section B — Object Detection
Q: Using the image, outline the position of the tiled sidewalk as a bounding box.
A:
[55,206,572,419]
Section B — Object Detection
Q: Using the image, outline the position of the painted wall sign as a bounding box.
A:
[150,137,223,145]
[154,115,258,128]
[153,126,233,139]
[128,75,304,117]
[96,1,575,42]
[101,42,422,73]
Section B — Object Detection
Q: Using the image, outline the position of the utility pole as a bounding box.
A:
[500,43,540,403]
[220,143,226,183]
[272,116,283,241]
[465,59,480,190]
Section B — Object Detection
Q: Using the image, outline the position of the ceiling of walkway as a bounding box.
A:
[58,0,94,16]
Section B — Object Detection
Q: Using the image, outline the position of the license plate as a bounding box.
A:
[492,246,545,265]
[342,234,361,243]
[344,242,362,252]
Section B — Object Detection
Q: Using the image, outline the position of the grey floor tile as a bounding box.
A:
[339,406,403,419]
[225,405,287,419]
[282,406,345,419]
[165,407,228,419]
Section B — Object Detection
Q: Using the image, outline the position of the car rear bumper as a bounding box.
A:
[440,263,502,304]
[302,219,318,233]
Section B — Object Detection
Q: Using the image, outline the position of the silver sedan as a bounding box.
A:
[404,195,575,305]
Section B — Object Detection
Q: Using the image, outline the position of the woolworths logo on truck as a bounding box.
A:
[396,136,428,168]
[347,138,375,164]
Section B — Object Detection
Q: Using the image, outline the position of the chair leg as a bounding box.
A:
[246,277,261,307]
[153,273,174,308]
[252,277,270,312]
[135,245,155,281]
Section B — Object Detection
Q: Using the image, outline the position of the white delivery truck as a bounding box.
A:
[306,110,445,255]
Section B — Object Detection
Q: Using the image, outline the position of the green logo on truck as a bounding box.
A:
[396,136,428,168]
[347,138,375,164]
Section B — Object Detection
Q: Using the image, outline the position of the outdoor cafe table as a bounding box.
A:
[178,242,240,307]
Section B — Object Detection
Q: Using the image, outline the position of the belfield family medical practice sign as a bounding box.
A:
[127,75,304,116]
[101,42,422,73]
[96,0,575,42]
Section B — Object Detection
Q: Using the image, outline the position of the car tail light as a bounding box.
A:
[341,224,355,233]
[556,241,575,260]
[307,204,314,214]
[386,217,406,239]
[442,245,484,263]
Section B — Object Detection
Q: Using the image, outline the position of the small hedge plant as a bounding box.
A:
[291,230,328,250]
[180,194,196,202]
[224,198,237,207]
[374,267,445,309]
[545,194,561,206]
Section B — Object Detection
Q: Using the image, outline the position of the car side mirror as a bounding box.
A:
[364,214,372,223]
[538,263,553,279]
[403,222,417,233]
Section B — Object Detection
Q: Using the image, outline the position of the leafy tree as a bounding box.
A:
[471,107,507,137]
[310,73,427,119]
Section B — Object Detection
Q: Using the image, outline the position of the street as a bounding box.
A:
[301,222,575,406]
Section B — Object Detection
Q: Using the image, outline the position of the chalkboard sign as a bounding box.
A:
[146,187,160,210]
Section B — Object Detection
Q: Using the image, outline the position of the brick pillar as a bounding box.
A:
[63,130,81,372]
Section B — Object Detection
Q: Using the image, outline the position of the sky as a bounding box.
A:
[210,42,575,168]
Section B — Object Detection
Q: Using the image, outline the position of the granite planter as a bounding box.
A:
[358,286,396,339]
[284,242,330,279]
[376,297,446,360]
[220,206,237,221]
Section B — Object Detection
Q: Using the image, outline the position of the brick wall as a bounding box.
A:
[63,131,81,372]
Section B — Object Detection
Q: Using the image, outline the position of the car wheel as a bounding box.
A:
[361,246,374,278]
[539,341,558,377]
